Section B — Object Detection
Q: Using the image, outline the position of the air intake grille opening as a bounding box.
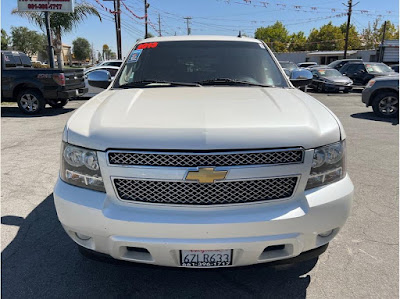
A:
[108,149,304,167]
[113,176,298,205]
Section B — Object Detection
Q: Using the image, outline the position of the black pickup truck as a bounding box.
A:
[1,51,87,114]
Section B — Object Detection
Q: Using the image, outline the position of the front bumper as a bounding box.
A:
[362,88,373,106]
[325,84,352,92]
[54,175,353,267]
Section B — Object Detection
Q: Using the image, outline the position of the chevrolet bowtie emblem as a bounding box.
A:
[185,167,228,184]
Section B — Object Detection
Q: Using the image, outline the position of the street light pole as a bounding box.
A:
[144,0,149,38]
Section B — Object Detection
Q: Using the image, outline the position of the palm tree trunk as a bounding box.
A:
[54,29,63,69]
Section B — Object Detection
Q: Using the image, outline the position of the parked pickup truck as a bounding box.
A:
[1,51,87,114]
[54,36,354,268]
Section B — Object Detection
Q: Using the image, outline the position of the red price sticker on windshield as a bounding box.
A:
[137,42,158,50]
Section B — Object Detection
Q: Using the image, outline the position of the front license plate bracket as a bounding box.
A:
[180,249,233,267]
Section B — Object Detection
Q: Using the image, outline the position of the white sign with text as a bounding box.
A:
[18,0,74,13]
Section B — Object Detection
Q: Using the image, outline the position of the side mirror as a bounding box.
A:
[88,70,112,89]
[290,69,313,87]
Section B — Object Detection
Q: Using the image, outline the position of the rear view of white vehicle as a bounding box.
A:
[54,36,353,268]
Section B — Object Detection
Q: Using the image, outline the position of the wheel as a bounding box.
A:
[317,83,324,93]
[48,98,69,108]
[17,89,45,114]
[343,89,350,93]
[372,91,399,118]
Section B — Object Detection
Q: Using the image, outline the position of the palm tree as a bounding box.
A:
[12,4,101,69]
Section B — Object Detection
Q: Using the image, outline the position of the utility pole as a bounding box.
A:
[144,0,149,38]
[379,21,387,62]
[343,0,358,59]
[44,12,55,68]
[113,0,122,59]
[158,13,162,36]
[184,17,192,35]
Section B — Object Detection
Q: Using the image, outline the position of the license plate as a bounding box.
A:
[180,249,232,267]
[339,87,345,90]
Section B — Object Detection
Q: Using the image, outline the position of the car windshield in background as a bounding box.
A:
[317,69,343,77]
[365,63,394,73]
[116,41,287,88]
[280,62,297,70]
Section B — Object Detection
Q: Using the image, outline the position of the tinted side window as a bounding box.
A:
[3,54,16,67]
[19,54,32,67]
[107,68,119,76]
[108,62,121,67]
[13,55,23,67]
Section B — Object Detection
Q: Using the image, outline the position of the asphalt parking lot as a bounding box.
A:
[1,91,398,298]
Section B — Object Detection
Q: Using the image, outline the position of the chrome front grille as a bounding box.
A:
[108,149,304,167]
[113,177,298,205]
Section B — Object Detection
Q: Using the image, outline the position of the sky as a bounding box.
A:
[1,0,399,58]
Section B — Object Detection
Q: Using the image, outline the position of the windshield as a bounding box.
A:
[365,63,394,73]
[317,69,343,77]
[115,41,287,88]
[279,62,297,71]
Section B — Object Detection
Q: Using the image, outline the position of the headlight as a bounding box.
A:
[60,142,105,192]
[365,80,375,88]
[306,141,346,190]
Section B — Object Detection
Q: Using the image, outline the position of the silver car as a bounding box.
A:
[83,66,120,97]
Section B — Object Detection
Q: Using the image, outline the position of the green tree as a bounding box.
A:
[255,21,289,52]
[362,19,399,49]
[102,44,111,60]
[72,37,90,61]
[97,51,102,62]
[12,4,101,69]
[306,22,344,51]
[339,23,361,50]
[10,26,45,57]
[1,29,10,50]
[288,31,307,52]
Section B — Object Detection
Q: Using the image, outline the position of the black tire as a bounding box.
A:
[317,83,325,93]
[17,89,45,114]
[372,91,399,118]
[343,89,350,93]
[48,98,69,108]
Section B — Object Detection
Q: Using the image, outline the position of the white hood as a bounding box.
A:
[66,87,341,151]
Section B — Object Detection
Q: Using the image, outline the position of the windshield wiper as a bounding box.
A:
[118,80,201,88]
[197,78,273,87]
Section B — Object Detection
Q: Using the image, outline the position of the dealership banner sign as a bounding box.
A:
[18,0,74,13]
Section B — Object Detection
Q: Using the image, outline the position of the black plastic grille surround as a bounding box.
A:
[108,149,304,167]
[113,177,298,205]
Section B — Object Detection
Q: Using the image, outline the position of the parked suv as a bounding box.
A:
[362,75,399,118]
[339,62,396,86]
[327,59,362,71]
[54,36,353,268]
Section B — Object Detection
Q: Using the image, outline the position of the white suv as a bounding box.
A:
[54,36,353,268]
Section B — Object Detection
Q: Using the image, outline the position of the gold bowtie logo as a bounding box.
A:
[185,167,228,184]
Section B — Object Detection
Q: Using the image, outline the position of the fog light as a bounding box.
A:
[318,229,334,237]
[75,232,91,241]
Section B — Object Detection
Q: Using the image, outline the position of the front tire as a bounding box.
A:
[17,89,45,114]
[48,98,69,108]
[372,91,399,118]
